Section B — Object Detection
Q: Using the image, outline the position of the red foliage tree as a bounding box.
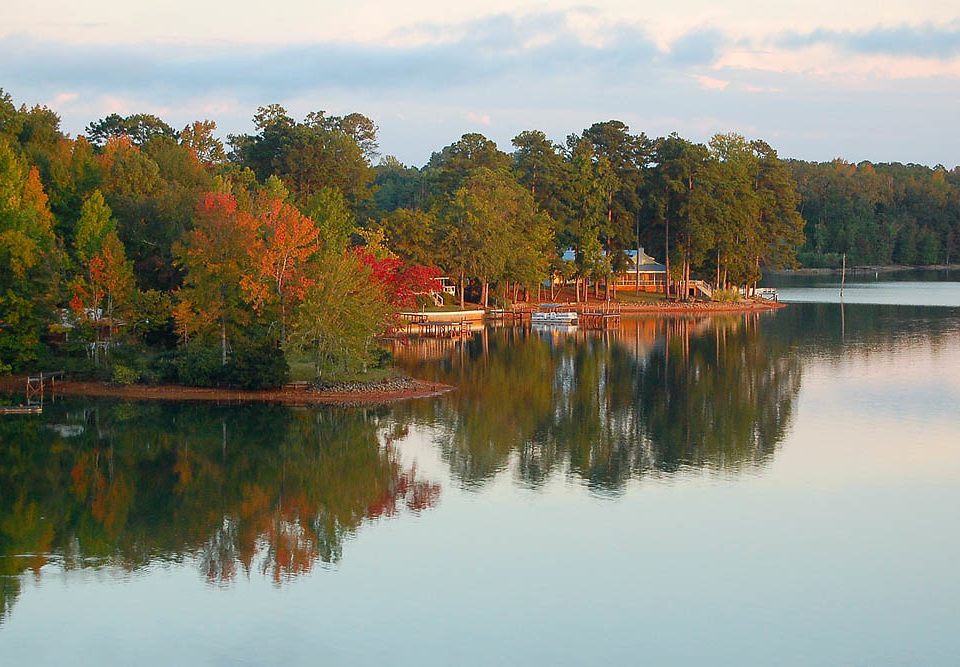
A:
[354,248,441,309]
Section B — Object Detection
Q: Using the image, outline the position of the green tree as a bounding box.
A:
[287,253,393,378]
[0,140,59,371]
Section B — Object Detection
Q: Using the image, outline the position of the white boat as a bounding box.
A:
[531,310,578,325]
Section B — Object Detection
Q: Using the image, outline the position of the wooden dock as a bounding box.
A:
[579,312,621,329]
[26,370,64,403]
[0,405,42,415]
[486,307,532,323]
[420,320,471,338]
[578,303,622,329]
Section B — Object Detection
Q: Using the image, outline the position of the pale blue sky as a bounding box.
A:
[2,1,959,166]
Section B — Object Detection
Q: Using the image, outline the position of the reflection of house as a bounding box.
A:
[560,248,668,293]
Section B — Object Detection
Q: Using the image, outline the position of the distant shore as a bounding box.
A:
[0,376,454,406]
[768,264,960,276]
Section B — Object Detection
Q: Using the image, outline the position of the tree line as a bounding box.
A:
[1,88,954,382]
[789,159,960,267]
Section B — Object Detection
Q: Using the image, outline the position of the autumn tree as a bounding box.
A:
[241,197,321,342]
[173,193,258,366]
[69,191,135,343]
[0,141,59,371]
[355,248,441,309]
[180,120,226,165]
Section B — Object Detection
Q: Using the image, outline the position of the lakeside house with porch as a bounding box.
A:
[560,247,668,293]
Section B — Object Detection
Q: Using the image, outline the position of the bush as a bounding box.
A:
[712,288,743,303]
[174,340,289,389]
[226,340,289,390]
[111,364,140,385]
[371,346,392,369]
[174,344,225,387]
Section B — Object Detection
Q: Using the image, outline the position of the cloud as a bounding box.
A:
[0,12,662,100]
[777,21,960,59]
[696,75,729,91]
[740,84,783,94]
[465,111,492,126]
[48,91,78,106]
[666,28,728,66]
[3,10,960,168]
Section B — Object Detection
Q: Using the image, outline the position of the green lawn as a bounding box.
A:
[285,353,395,384]
[614,291,667,304]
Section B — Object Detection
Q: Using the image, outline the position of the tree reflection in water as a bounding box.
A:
[393,314,803,491]
[0,404,440,620]
[6,304,956,623]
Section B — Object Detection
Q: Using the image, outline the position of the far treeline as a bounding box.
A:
[1,89,958,384]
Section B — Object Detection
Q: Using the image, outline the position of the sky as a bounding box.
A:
[2,0,960,167]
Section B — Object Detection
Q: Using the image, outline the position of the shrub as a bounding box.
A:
[111,364,140,385]
[712,288,743,303]
[174,344,225,387]
[226,340,289,390]
[371,346,392,369]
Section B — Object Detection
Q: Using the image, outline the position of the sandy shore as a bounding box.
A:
[0,376,454,406]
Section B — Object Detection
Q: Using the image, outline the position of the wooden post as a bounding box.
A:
[840,253,846,298]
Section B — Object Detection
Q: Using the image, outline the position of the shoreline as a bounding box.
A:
[768,264,960,276]
[0,376,455,406]
[613,299,785,314]
[0,301,780,406]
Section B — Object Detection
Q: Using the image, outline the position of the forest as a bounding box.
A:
[1,88,958,385]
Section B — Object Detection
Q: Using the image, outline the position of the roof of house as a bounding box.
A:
[561,247,666,272]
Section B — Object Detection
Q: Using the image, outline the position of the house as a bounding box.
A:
[431,276,458,296]
[560,247,668,293]
[613,248,668,292]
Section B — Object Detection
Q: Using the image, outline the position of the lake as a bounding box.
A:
[2,275,959,665]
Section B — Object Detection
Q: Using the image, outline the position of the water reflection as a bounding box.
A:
[4,300,959,633]
[0,404,439,621]
[394,313,803,491]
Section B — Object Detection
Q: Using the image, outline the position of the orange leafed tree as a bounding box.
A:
[241,197,321,342]
[174,192,258,364]
[70,231,134,342]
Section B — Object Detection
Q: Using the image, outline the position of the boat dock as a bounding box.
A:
[419,320,472,338]
[578,303,622,329]
[486,306,533,323]
[0,405,43,415]
[1,371,64,415]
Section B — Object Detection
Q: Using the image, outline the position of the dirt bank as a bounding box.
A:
[0,376,454,406]
[616,299,786,314]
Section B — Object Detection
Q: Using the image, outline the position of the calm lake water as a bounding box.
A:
[2,276,960,665]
